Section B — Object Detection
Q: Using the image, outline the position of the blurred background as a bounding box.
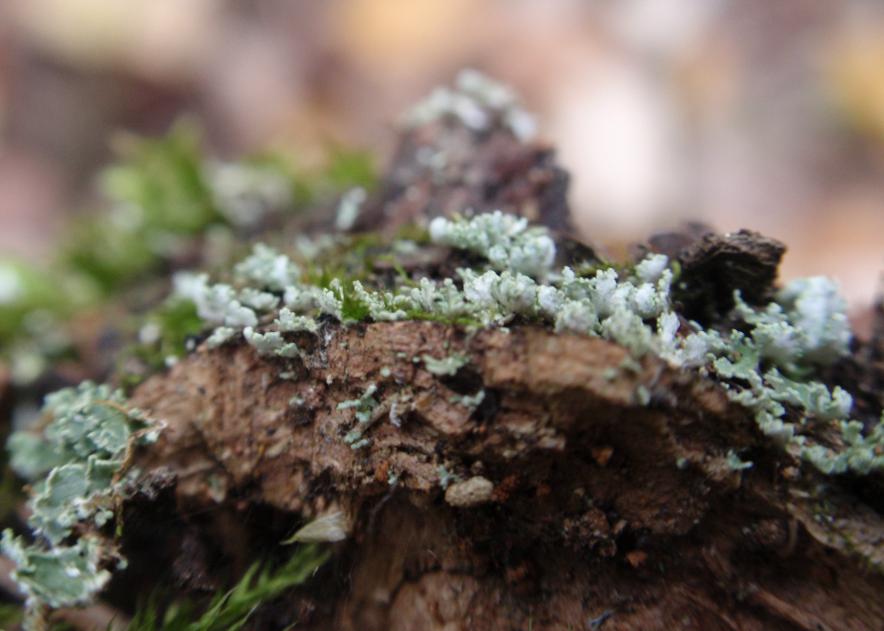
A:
[0,0,882,311]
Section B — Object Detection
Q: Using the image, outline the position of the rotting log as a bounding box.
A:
[109,75,884,631]
[17,73,881,631]
[120,320,884,630]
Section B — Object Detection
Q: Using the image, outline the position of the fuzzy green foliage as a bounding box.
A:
[0,262,78,348]
[3,383,155,617]
[64,123,218,294]
[0,603,23,628]
[128,544,329,631]
[0,123,376,387]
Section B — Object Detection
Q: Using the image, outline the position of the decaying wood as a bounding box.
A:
[110,110,883,631]
[121,321,884,630]
[358,122,571,235]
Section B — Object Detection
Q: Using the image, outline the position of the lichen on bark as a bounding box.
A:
[4,71,884,631]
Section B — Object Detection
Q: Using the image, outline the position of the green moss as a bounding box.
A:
[132,299,205,370]
[1,122,377,389]
[129,544,329,631]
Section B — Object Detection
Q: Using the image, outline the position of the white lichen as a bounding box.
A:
[430,211,556,279]
[206,161,292,228]
[234,243,301,291]
[167,209,878,476]
[173,273,258,328]
[238,287,280,312]
[422,353,469,376]
[334,187,367,232]
[205,326,237,349]
[243,327,299,358]
[403,69,536,141]
[275,307,319,334]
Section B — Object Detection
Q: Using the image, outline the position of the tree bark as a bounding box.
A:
[117,320,883,630]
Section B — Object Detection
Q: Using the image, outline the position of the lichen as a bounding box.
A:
[275,307,319,334]
[437,465,458,490]
[243,327,295,357]
[450,390,485,409]
[422,353,469,376]
[402,69,536,141]
[0,123,376,389]
[334,187,367,231]
[429,211,555,279]
[3,382,157,621]
[206,326,237,349]
[162,209,879,476]
[725,450,754,471]
[235,244,301,292]
[338,384,382,449]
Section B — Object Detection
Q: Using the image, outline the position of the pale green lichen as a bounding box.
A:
[234,243,301,292]
[243,327,300,358]
[3,382,155,620]
[338,384,381,449]
[206,326,237,349]
[337,384,380,423]
[275,307,319,334]
[403,69,536,141]
[238,287,280,312]
[165,209,879,476]
[1,532,112,610]
[437,465,458,490]
[725,450,754,471]
[422,353,469,376]
[429,211,555,279]
[678,282,883,476]
[450,390,485,408]
[173,273,258,328]
[334,187,367,231]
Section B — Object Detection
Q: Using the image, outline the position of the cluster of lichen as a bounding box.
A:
[2,382,156,623]
[403,68,537,141]
[166,209,881,476]
[0,122,374,386]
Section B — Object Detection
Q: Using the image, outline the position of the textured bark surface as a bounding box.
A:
[358,122,571,235]
[119,321,884,630]
[110,115,884,631]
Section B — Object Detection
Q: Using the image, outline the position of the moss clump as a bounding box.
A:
[0,123,376,388]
